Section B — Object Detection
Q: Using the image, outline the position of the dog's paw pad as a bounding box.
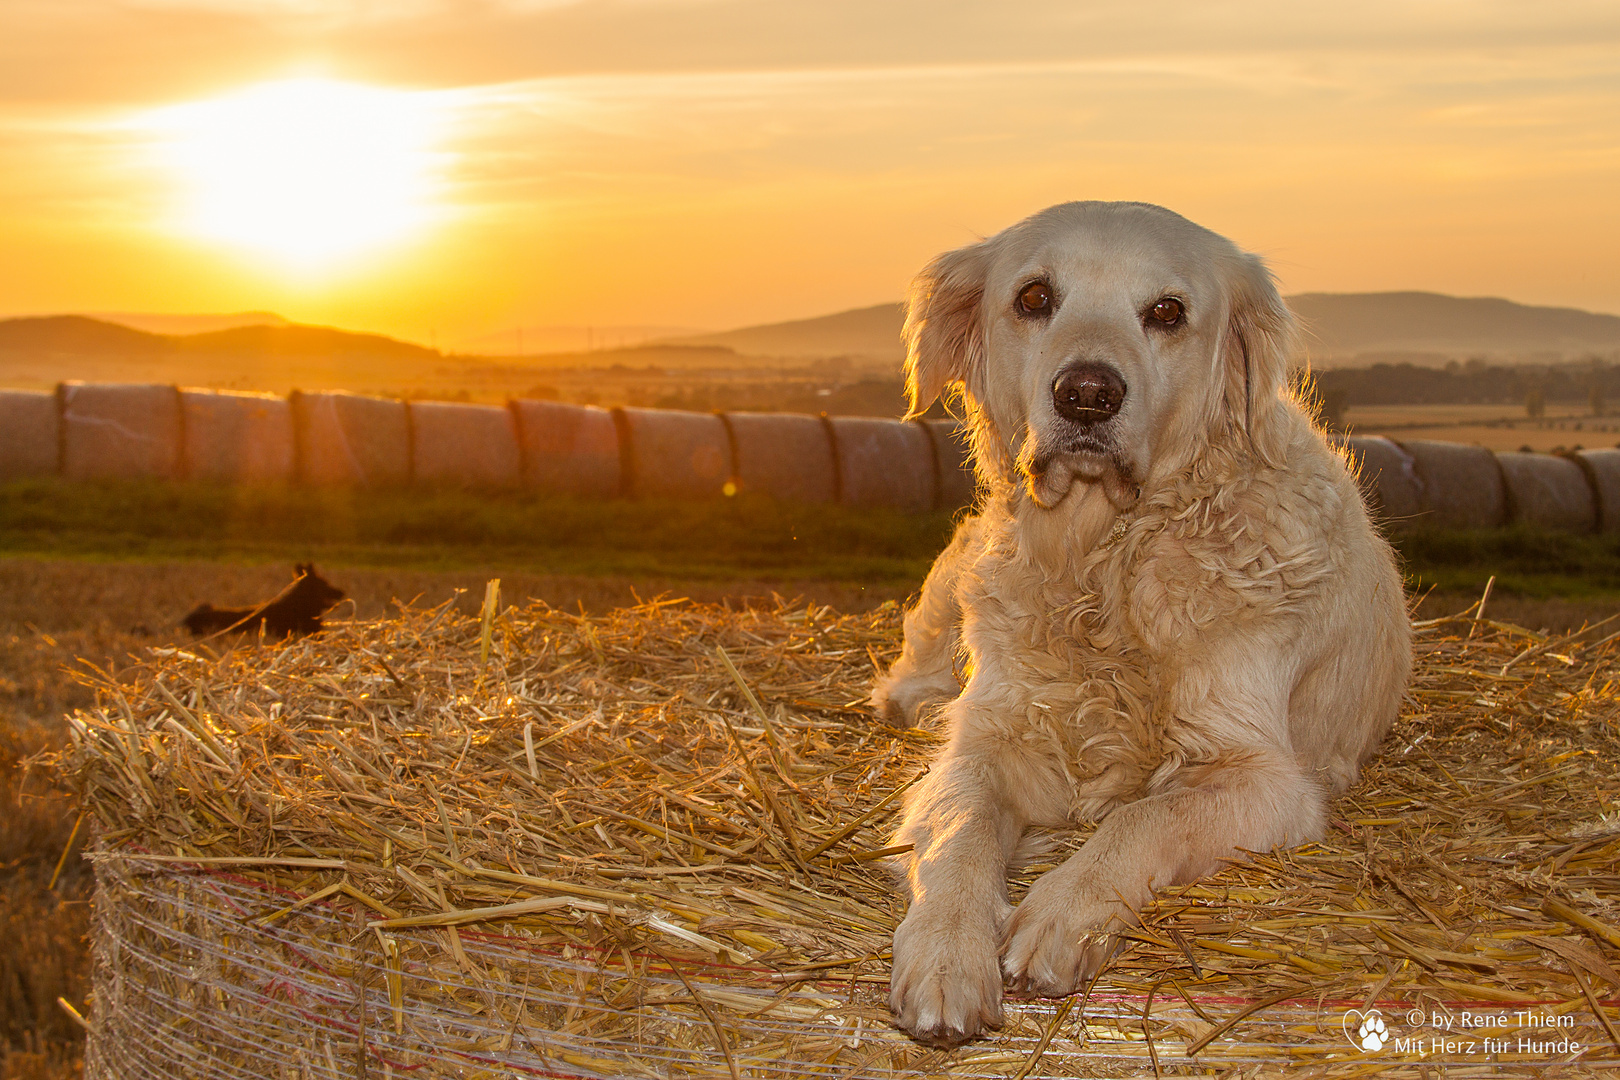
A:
[1356,1015,1387,1051]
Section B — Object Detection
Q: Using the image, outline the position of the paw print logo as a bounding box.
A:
[1341,1009,1388,1052]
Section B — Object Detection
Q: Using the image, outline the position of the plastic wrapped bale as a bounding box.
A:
[292,391,411,486]
[723,411,837,503]
[60,382,182,480]
[0,388,60,479]
[180,389,295,483]
[924,419,977,510]
[828,417,936,511]
[1399,439,1507,529]
[1495,451,1596,532]
[1572,448,1620,534]
[616,407,732,500]
[57,597,1620,1079]
[1342,436,1424,527]
[512,400,622,498]
[409,400,522,488]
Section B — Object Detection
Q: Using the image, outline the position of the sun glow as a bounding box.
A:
[146,78,448,268]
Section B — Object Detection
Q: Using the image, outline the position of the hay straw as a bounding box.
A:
[53,592,1620,1077]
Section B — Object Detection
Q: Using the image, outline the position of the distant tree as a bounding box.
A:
[1526,387,1546,419]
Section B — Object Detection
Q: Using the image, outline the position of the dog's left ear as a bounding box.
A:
[1218,252,1296,464]
[902,239,994,418]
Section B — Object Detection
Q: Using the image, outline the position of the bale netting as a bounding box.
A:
[181,389,296,484]
[1400,439,1508,529]
[725,411,837,504]
[616,407,732,500]
[1575,449,1620,535]
[829,417,936,511]
[1497,451,1597,533]
[60,381,183,481]
[512,400,622,498]
[59,597,1620,1078]
[1343,436,1424,527]
[409,400,522,488]
[0,387,60,478]
[292,391,411,486]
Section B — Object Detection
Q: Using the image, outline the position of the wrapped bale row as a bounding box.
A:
[15,381,1620,526]
[0,383,980,511]
[1345,435,1620,532]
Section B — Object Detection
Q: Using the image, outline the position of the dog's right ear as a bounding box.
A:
[902,239,993,418]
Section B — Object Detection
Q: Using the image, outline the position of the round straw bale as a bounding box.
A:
[0,388,60,478]
[59,381,182,480]
[1572,448,1620,534]
[723,411,836,503]
[828,416,936,511]
[1495,451,1596,532]
[291,390,410,486]
[180,389,294,483]
[511,399,622,497]
[616,406,732,500]
[1343,435,1424,526]
[1398,439,1507,529]
[408,400,521,487]
[925,419,977,510]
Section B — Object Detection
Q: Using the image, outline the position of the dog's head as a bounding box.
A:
[290,563,346,612]
[904,201,1295,509]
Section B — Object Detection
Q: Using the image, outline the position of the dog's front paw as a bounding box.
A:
[889,906,1003,1047]
[1000,869,1137,997]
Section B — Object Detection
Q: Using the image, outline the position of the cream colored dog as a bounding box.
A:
[874,202,1411,1047]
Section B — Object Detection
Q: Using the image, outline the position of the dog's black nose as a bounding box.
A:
[1052,363,1126,424]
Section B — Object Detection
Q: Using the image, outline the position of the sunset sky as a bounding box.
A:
[2,1,1618,348]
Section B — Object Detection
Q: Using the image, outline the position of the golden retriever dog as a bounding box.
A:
[874,202,1411,1047]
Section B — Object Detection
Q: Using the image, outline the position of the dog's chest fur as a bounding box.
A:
[954,436,1347,821]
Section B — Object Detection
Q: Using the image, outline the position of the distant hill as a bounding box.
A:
[665,293,1620,368]
[0,315,437,362]
[666,304,907,363]
[1288,292,1620,362]
[90,311,289,336]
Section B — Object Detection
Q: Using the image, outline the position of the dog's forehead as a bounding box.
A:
[995,203,1230,300]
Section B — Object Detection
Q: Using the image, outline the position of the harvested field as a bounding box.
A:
[48,588,1620,1077]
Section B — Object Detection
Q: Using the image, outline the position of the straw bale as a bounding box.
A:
[292,391,411,486]
[1343,435,1424,528]
[725,412,837,503]
[1401,439,1510,529]
[409,400,522,488]
[617,407,732,500]
[926,420,978,511]
[511,400,622,498]
[1497,451,1597,533]
[0,387,60,478]
[60,381,183,481]
[180,389,295,484]
[57,592,1620,1077]
[1573,449,1620,534]
[830,418,936,511]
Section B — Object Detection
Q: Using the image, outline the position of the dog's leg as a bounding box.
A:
[889,714,1070,1046]
[871,515,982,726]
[1001,745,1322,995]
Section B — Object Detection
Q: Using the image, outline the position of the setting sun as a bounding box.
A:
[143,78,447,268]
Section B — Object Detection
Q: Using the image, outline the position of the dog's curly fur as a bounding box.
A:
[874,202,1411,1047]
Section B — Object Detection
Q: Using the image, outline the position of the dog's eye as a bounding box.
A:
[1147,297,1184,326]
[1016,281,1053,317]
